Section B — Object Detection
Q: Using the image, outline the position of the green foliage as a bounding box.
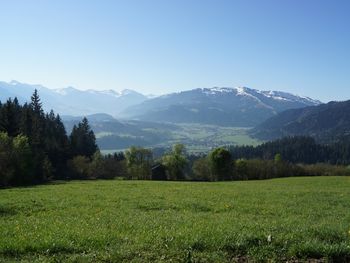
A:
[88,151,106,179]
[0,132,15,186]
[69,117,98,158]
[235,159,248,180]
[235,159,303,180]
[44,111,70,178]
[0,90,73,184]
[0,132,33,186]
[229,136,350,165]
[274,153,282,163]
[41,156,53,181]
[0,90,104,185]
[66,151,127,180]
[0,177,349,262]
[68,155,90,179]
[300,163,350,177]
[125,146,153,179]
[208,147,233,180]
[12,134,34,184]
[161,144,188,180]
[0,98,21,137]
[191,157,212,181]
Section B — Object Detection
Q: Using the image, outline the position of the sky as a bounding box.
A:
[0,0,349,102]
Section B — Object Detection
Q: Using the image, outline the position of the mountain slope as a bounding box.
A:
[1,81,321,127]
[121,87,321,126]
[0,81,148,116]
[250,100,350,142]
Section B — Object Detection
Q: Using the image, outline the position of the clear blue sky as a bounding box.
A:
[0,0,349,101]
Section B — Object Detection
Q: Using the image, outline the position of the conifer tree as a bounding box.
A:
[0,98,21,137]
[30,89,44,148]
[69,117,98,158]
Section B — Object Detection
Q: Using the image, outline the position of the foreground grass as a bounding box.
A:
[1,177,350,262]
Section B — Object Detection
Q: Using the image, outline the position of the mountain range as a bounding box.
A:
[121,87,321,126]
[0,80,321,127]
[251,100,350,143]
[0,80,148,116]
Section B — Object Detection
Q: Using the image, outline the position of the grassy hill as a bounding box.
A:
[1,177,350,262]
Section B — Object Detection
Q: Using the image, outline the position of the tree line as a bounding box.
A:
[229,136,350,165]
[0,90,98,186]
[63,143,350,182]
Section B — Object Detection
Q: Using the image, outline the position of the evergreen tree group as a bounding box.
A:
[0,90,98,186]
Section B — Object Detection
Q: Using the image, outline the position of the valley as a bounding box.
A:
[97,123,261,154]
[63,115,261,154]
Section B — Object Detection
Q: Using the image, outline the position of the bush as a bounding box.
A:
[0,132,34,186]
[68,155,90,179]
[162,144,188,180]
[299,163,350,177]
[191,158,212,181]
[125,146,153,180]
[208,147,233,181]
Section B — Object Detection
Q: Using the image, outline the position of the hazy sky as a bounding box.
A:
[0,0,349,101]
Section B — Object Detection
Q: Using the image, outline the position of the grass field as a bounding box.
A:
[1,177,350,262]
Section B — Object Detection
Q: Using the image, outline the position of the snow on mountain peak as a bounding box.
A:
[98,89,121,98]
[54,86,78,95]
[121,89,139,96]
[10,80,21,85]
[234,86,247,94]
[202,87,236,95]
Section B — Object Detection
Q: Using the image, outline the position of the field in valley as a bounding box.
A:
[1,177,350,262]
[97,123,261,154]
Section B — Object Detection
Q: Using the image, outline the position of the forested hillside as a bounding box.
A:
[251,100,350,142]
[229,136,350,165]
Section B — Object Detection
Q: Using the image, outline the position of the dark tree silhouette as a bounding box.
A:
[70,117,98,158]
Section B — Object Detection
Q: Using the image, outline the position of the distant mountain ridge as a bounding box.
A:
[0,81,321,126]
[121,87,321,126]
[251,100,350,143]
[0,80,148,116]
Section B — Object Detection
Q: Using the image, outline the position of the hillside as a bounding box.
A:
[121,87,320,126]
[251,100,350,142]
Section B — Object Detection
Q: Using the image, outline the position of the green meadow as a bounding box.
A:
[1,177,350,262]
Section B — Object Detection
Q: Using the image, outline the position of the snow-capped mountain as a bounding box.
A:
[0,81,321,126]
[0,81,148,116]
[121,87,321,126]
